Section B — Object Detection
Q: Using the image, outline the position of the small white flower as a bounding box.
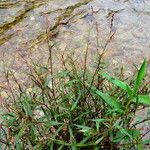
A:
[30,16,35,21]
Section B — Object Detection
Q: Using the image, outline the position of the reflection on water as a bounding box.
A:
[0,0,150,74]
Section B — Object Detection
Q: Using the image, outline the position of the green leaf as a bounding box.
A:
[75,143,87,147]
[22,98,33,117]
[100,72,132,96]
[137,143,144,150]
[51,139,70,146]
[71,146,78,150]
[15,140,22,150]
[95,136,104,145]
[91,118,106,123]
[75,125,92,133]
[71,98,79,111]
[74,111,91,121]
[142,139,150,145]
[58,145,64,150]
[133,60,147,96]
[2,112,16,118]
[29,123,36,140]
[91,119,106,132]
[133,95,150,105]
[71,100,78,111]
[65,79,80,86]
[69,126,76,144]
[96,90,122,110]
[15,127,26,139]
[120,129,132,139]
[79,136,91,144]
[44,75,52,88]
[45,121,63,127]
[94,147,100,150]
[57,70,70,78]
[52,124,64,139]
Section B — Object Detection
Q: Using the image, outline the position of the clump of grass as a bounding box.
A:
[0,49,150,150]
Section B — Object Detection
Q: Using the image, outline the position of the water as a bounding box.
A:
[0,0,150,74]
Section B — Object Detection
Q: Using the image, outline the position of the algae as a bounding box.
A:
[0,2,44,35]
[28,0,93,50]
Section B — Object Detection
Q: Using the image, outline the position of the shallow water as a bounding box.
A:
[0,0,150,73]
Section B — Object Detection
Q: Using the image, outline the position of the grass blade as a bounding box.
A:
[133,60,147,96]
[133,95,150,105]
[96,90,122,110]
[100,72,132,96]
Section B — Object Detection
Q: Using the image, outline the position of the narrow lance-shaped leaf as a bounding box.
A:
[133,95,150,105]
[95,136,104,145]
[22,99,33,117]
[75,125,92,133]
[45,121,63,127]
[69,126,75,143]
[96,90,123,110]
[58,145,64,150]
[15,127,26,139]
[133,60,147,96]
[100,72,132,96]
[91,119,106,132]
[52,124,64,139]
[71,95,80,111]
